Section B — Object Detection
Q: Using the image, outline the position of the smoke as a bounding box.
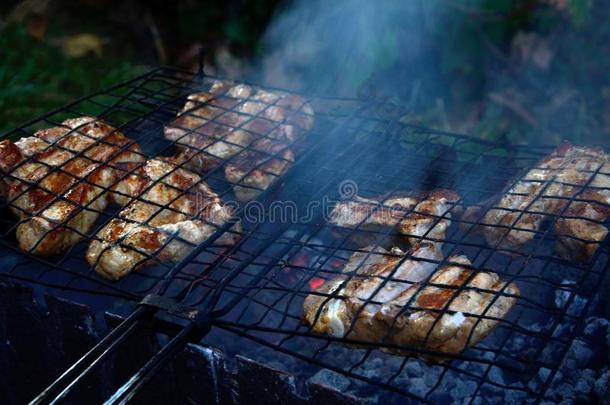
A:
[247,0,609,145]
[252,0,441,99]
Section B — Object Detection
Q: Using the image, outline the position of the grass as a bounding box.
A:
[0,24,149,134]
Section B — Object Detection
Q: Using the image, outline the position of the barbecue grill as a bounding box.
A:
[0,59,608,404]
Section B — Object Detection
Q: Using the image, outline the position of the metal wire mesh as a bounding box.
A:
[0,67,608,403]
[170,104,609,401]
[0,67,350,304]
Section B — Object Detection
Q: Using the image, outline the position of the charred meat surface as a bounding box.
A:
[303,243,443,339]
[464,143,610,261]
[87,158,241,280]
[328,190,461,246]
[0,117,144,255]
[223,138,295,202]
[303,246,518,360]
[165,80,314,201]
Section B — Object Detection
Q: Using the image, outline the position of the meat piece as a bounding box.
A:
[224,138,294,201]
[164,92,253,171]
[303,243,443,339]
[303,247,518,360]
[14,136,50,157]
[329,195,420,230]
[328,190,461,246]
[165,81,314,201]
[86,159,241,280]
[34,116,143,165]
[554,165,610,261]
[0,117,144,255]
[168,128,253,172]
[377,257,518,358]
[398,190,461,245]
[466,144,610,261]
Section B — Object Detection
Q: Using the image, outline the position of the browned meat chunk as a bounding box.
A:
[165,81,314,201]
[0,117,144,255]
[303,245,518,361]
[87,158,241,280]
[465,143,610,261]
[328,190,461,246]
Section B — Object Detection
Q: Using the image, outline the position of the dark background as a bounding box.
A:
[1,0,607,145]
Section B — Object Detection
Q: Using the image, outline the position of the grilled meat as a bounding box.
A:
[377,257,518,358]
[165,81,314,201]
[0,117,144,255]
[303,246,518,360]
[86,159,241,280]
[398,190,461,245]
[164,92,254,171]
[329,195,420,230]
[303,243,443,339]
[328,190,461,246]
[465,144,610,261]
[224,138,295,202]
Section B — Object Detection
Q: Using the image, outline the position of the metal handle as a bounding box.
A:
[30,306,151,405]
[30,296,211,405]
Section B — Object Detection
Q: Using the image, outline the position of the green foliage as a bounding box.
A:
[567,0,592,26]
[0,24,147,134]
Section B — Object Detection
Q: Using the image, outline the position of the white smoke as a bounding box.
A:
[254,0,438,97]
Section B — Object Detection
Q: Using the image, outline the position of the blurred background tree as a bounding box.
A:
[0,0,606,146]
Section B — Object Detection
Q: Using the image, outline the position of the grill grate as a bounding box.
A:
[0,66,607,403]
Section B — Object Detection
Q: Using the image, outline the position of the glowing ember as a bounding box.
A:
[290,253,310,268]
[330,259,343,269]
[309,277,325,290]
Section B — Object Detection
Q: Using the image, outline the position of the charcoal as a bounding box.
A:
[487,366,505,385]
[407,377,428,397]
[529,367,552,391]
[449,379,477,400]
[422,366,441,386]
[553,382,577,401]
[508,336,526,352]
[594,369,610,398]
[552,322,573,339]
[573,369,596,394]
[308,369,351,391]
[1,70,610,405]
[403,358,423,377]
[503,388,528,404]
[426,392,452,403]
[584,316,609,337]
[562,339,594,369]
[554,282,587,317]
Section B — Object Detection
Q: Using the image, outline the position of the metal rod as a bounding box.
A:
[103,323,198,405]
[30,306,151,405]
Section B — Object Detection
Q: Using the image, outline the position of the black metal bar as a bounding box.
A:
[103,322,200,405]
[30,306,151,405]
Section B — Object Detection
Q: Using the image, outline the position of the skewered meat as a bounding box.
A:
[464,144,610,261]
[303,246,518,360]
[0,117,144,255]
[165,81,314,201]
[328,190,461,246]
[87,159,241,280]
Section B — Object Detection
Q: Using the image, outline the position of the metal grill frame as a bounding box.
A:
[0,64,606,404]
